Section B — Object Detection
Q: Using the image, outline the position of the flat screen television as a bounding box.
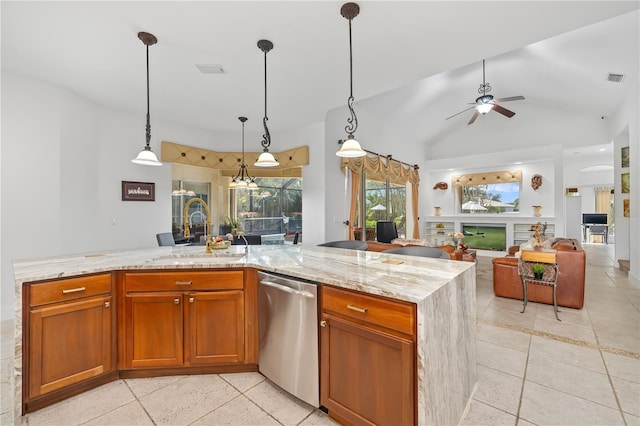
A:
[582,213,607,224]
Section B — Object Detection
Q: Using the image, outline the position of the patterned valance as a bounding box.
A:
[341,155,420,185]
[161,141,308,176]
[452,170,521,187]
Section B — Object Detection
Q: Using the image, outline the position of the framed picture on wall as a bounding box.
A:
[621,146,629,168]
[623,199,630,218]
[621,173,630,194]
[122,181,155,201]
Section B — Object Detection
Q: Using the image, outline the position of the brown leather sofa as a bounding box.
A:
[492,238,586,309]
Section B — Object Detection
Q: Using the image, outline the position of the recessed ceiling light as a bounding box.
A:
[196,64,226,74]
[599,148,606,152]
[515,161,523,165]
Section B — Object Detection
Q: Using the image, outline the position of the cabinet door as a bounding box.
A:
[125,292,183,368]
[185,291,244,365]
[320,314,415,426]
[29,295,113,398]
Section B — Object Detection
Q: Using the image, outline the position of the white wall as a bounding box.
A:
[608,76,639,280]
[1,72,214,320]
[323,104,426,243]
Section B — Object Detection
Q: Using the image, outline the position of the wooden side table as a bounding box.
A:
[518,250,560,320]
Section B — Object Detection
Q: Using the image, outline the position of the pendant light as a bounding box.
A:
[132,31,162,166]
[254,39,280,167]
[337,3,366,158]
[230,117,258,190]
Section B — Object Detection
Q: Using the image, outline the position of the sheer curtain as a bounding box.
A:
[595,187,613,223]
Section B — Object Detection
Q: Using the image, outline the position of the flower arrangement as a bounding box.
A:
[449,232,465,248]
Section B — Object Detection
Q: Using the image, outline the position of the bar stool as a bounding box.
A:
[518,250,560,321]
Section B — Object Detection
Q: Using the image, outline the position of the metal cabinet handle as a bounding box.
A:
[175,280,192,286]
[62,287,86,294]
[174,298,180,304]
[189,297,194,303]
[104,301,110,308]
[347,304,367,313]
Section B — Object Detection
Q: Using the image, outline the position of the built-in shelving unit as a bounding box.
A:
[422,216,561,252]
[425,221,454,246]
[513,222,555,246]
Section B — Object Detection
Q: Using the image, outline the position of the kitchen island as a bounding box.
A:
[13,244,476,425]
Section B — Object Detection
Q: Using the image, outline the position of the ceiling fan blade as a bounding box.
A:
[492,104,516,118]
[467,110,480,125]
[445,106,475,120]
[494,95,525,102]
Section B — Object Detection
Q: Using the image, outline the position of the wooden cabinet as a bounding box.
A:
[122,270,245,370]
[320,285,416,426]
[24,273,115,412]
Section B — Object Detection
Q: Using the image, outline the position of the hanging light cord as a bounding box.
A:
[261,47,271,152]
[145,42,151,148]
[345,14,358,136]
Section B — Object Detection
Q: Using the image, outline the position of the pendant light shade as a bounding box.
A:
[229,117,258,190]
[132,31,162,166]
[337,3,366,158]
[254,39,280,167]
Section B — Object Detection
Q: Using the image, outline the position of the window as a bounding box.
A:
[171,180,210,243]
[460,182,520,213]
[361,178,406,238]
[230,177,302,237]
[453,170,522,214]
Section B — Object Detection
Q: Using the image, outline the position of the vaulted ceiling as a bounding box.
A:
[2,1,638,157]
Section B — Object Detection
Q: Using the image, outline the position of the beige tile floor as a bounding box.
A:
[1,243,638,425]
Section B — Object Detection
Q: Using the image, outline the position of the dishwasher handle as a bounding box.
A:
[260,280,315,299]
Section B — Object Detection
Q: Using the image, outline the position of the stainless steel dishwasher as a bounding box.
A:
[257,271,319,407]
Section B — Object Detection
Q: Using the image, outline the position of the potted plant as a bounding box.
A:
[532,263,545,280]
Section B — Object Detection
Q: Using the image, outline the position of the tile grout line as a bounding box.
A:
[514,331,533,425]
[476,318,640,360]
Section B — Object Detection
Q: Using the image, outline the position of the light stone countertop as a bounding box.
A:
[13,244,473,304]
[13,244,477,425]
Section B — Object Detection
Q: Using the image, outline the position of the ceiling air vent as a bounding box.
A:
[606,73,625,83]
[196,64,226,74]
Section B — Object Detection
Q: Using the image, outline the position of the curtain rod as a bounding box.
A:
[337,140,419,170]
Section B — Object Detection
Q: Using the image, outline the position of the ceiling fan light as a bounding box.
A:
[132,148,162,166]
[254,151,279,167]
[337,136,366,158]
[477,103,493,114]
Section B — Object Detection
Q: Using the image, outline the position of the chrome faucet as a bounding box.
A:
[183,197,213,253]
[238,232,249,254]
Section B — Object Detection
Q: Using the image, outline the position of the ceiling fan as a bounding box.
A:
[446,59,525,125]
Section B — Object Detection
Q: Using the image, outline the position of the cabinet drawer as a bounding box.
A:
[322,285,415,337]
[125,271,244,292]
[30,274,112,307]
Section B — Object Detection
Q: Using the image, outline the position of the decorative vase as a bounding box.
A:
[434,207,441,217]
[532,205,542,217]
